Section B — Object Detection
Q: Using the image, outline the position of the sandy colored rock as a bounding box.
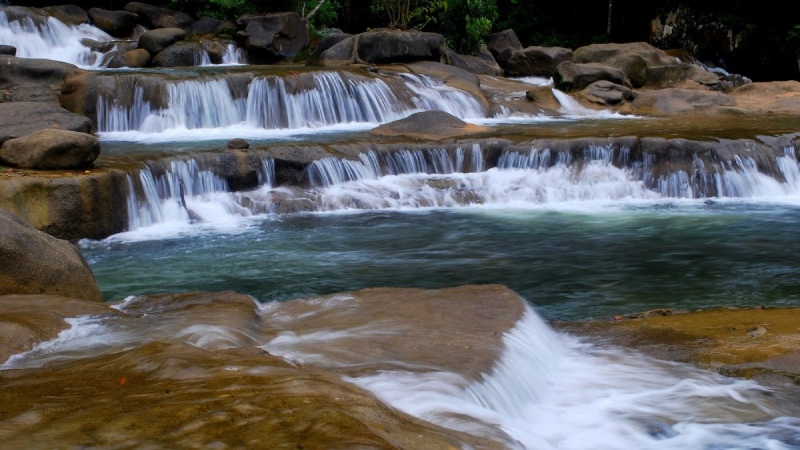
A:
[730,81,800,115]
[0,210,103,302]
[0,129,100,169]
[627,88,735,115]
[372,111,489,141]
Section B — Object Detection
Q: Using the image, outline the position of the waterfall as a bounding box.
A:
[96,71,487,141]
[714,148,800,198]
[0,9,114,68]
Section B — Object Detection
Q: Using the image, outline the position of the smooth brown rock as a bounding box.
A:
[372,111,488,141]
[152,41,205,67]
[87,8,137,38]
[0,210,103,302]
[503,46,573,77]
[554,61,632,92]
[0,129,100,170]
[580,80,637,105]
[730,81,800,115]
[627,88,735,115]
[0,102,92,145]
[138,28,186,55]
[574,42,679,88]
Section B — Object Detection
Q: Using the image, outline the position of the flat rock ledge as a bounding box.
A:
[372,110,489,140]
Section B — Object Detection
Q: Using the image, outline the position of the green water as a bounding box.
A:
[82,202,800,320]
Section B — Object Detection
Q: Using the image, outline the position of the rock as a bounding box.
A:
[214,20,237,36]
[228,138,250,149]
[628,88,735,115]
[405,61,490,113]
[43,4,89,26]
[503,46,573,77]
[0,129,100,170]
[138,28,186,55]
[442,49,502,76]
[574,42,679,88]
[0,55,82,90]
[87,8,137,38]
[192,16,223,36]
[198,39,228,65]
[0,168,129,240]
[372,111,488,140]
[152,41,205,67]
[554,61,632,92]
[0,210,103,302]
[0,102,92,145]
[729,81,800,115]
[236,12,308,63]
[0,295,113,363]
[357,31,444,64]
[0,45,16,56]
[305,32,353,66]
[111,48,151,68]
[485,29,523,66]
[124,2,194,30]
[580,80,637,106]
[747,326,767,338]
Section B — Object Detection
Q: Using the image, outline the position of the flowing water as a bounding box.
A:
[5,14,800,446]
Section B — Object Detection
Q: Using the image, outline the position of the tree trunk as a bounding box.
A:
[305,0,327,21]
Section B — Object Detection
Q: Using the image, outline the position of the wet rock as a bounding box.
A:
[747,326,767,337]
[574,42,679,88]
[236,12,308,63]
[108,48,151,68]
[214,20,237,36]
[138,28,186,55]
[554,61,632,92]
[628,88,735,115]
[0,129,100,170]
[503,46,573,78]
[227,138,250,149]
[580,80,637,106]
[152,41,205,67]
[124,2,195,30]
[87,8,137,38]
[43,4,89,26]
[0,45,16,56]
[0,294,113,362]
[0,102,92,145]
[0,168,129,240]
[372,111,488,141]
[485,29,523,66]
[0,55,82,91]
[0,210,103,302]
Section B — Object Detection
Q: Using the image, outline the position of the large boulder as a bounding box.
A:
[43,5,89,26]
[0,102,92,145]
[503,46,573,77]
[579,80,637,106]
[554,61,632,91]
[0,55,82,90]
[236,12,308,63]
[442,49,502,76]
[87,8,137,38]
[0,129,100,170]
[729,81,800,115]
[356,31,444,64]
[138,28,186,55]
[0,210,103,302]
[573,42,679,88]
[152,41,205,67]
[107,48,151,68]
[192,16,223,36]
[371,111,488,140]
[485,29,523,66]
[124,2,194,30]
[305,32,353,66]
[627,88,735,115]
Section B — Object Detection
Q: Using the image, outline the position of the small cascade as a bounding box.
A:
[96,70,487,140]
[0,8,114,68]
[218,44,246,65]
[714,148,800,198]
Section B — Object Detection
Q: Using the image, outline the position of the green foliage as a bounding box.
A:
[370,0,445,30]
[166,0,258,20]
[439,0,498,55]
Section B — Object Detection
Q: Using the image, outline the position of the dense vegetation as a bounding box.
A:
[15,0,800,80]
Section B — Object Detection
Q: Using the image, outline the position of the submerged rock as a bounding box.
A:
[0,210,103,302]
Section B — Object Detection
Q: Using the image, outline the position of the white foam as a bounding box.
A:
[348,308,800,449]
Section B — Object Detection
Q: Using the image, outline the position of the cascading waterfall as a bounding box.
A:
[348,306,800,449]
[0,9,114,68]
[118,144,800,238]
[96,71,487,141]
